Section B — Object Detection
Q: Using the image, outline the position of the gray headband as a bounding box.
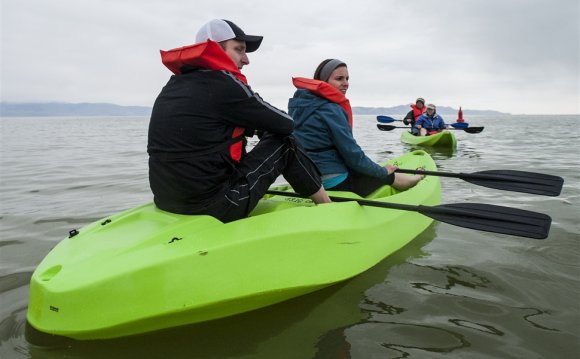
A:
[319,59,345,82]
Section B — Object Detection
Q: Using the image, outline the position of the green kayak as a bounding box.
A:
[401,130,457,149]
[27,150,440,340]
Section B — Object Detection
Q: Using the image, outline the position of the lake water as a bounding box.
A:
[1,115,579,358]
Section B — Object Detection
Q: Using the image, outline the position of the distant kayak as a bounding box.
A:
[27,150,440,340]
[401,130,457,149]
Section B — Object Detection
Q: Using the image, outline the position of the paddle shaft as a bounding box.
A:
[265,190,551,239]
[379,125,473,131]
[268,190,500,219]
[268,189,429,212]
[376,124,483,133]
[396,168,509,180]
[395,168,563,197]
[378,116,469,129]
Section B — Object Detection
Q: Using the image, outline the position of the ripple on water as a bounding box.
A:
[1,115,579,358]
[344,322,469,358]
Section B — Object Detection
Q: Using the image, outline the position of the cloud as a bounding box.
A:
[1,0,578,114]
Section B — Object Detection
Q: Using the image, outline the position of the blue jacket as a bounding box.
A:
[415,112,447,130]
[288,89,388,180]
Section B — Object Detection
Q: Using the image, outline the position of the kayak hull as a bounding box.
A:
[401,130,457,148]
[27,150,440,340]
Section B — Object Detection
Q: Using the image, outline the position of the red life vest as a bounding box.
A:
[292,77,353,128]
[411,104,426,120]
[160,40,246,162]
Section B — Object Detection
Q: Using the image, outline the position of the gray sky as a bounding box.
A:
[2,0,579,114]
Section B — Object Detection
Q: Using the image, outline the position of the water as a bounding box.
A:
[1,115,579,358]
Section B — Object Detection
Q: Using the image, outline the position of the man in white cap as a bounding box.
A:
[414,103,449,136]
[147,19,330,222]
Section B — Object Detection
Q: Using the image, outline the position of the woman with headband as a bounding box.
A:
[288,59,424,197]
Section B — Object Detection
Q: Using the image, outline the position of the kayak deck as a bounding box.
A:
[400,130,457,148]
[27,150,440,340]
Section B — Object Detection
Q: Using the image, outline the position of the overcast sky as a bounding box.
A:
[2,0,579,114]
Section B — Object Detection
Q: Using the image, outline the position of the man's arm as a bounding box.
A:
[402,110,414,125]
[218,71,294,134]
[415,115,424,129]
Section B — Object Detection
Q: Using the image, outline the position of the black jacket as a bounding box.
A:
[403,110,415,126]
[147,68,294,213]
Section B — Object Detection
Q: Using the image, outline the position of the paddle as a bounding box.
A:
[378,116,471,129]
[450,122,469,129]
[395,169,563,196]
[377,115,403,123]
[266,190,551,239]
[377,124,484,134]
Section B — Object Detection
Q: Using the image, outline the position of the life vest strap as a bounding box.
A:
[149,134,245,160]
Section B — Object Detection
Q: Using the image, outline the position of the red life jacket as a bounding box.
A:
[411,104,426,120]
[292,77,353,128]
[160,40,246,162]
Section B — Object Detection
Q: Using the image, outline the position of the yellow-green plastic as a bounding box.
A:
[27,150,440,340]
[401,130,457,148]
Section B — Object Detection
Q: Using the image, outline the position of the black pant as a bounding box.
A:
[203,134,322,222]
[328,170,395,198]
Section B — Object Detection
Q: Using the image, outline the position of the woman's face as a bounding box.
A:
[327,66,349,94]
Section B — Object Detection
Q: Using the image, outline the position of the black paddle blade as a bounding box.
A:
[419,202,551,239]
[463,170,564,197]
[463,126,484,133]
[377,124,397,131]
[396,168,564,196]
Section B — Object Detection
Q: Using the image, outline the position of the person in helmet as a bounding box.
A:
[414,103,448,136]
[403,97,426,135]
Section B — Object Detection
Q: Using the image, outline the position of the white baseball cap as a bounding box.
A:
[195,19,263,52]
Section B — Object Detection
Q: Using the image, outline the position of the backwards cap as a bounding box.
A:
[195,19,263,52]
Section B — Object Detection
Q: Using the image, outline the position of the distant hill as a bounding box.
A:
[353,105,509,116]
[0,102,508,117]
[0,102,152,117]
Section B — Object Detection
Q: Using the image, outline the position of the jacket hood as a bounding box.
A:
[288,89,329,127]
